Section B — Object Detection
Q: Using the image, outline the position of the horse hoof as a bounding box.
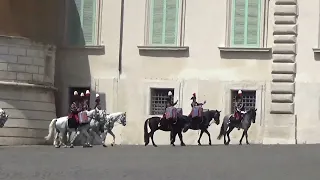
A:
[198,143,201,146]
[209,143,212,146]
[224,142,229,146]
[70,145,74,148]
[153,145,158,147]
[171,144,175,147]
[54,145,60,148]
[111,143,114,147]
[181,143,186,146]
[239,143,242,145]
[246,142,250,145]
[102,144,107,147]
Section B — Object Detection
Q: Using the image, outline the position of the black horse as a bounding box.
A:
[217,107,257,145]
[144,115,186,147]
[182,110,221,145]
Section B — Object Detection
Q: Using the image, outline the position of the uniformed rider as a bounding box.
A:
[94,93,101,110]
[80,92,85,112]
[234,90,245,128]
[83,90,90,110]
[68,91,80,127]
[160,91,178,126]
[190,93,206,108]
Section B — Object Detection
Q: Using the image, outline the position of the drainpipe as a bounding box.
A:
[118,0,124,76]
[116,0,125,111]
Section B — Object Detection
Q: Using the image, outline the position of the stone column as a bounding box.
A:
[265,0,297,144]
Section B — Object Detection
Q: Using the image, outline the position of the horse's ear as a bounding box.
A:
[219,110,221,113]
[255,108,257,111]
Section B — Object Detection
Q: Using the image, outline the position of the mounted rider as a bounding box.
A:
[82,90,90,111]
[189,93,206,119]
[94,93,101,110]
[68,91,81,127]
[233,90,245,128]
[160,91,178,126]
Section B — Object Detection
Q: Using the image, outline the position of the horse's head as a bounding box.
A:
[111,112,126,126]
[209,110,221,125]
[0,109,8,128]
[245,108,257,123]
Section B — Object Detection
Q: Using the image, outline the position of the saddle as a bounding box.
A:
[191,106,203,118]
[68,117,79,129]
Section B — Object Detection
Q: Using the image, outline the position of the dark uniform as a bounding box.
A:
[234,95,245,121]
[94,96,101,110]
[68,94,81,128]
[189,93,205,117]
[160,94,178,126]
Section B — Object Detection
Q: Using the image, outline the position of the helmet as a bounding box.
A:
[80,92,84,97]
[96,94,100,98]
[85,90,90,95]
[74,91,78,96]
[168,91,172,96]
[238,90,242,95]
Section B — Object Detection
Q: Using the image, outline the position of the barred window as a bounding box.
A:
[231,90,256,113]
[150,88,174,115]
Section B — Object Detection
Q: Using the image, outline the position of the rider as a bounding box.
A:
[80,92,85,111]
[190,93,206,108]
[68,91,80,127]
[94,93,101,110]
[160,91,178,126]
[83,90,90,110]
[234,90,245,129]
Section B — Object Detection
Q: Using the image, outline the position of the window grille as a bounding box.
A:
[231,90,256,113]
[150,88,174,115]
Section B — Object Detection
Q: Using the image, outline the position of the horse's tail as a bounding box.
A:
[44,118,57,141]
[144,119,150,145]
[217,122,225,140]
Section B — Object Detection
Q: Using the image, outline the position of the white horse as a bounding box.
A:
[0,108,9,128]
[89,111,127,147]
[45,109,97,148]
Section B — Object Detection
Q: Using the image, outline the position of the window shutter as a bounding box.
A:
[164,0,179,45]
[246,0,261,46]
[67,0,83,45]
[82,0,97,45]
[151,0,165,45]
[232,0,246,46]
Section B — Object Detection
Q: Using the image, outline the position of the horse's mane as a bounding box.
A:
[108,112,125,118]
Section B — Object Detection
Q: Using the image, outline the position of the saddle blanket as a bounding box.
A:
[78,111,89,124]
[176,108,183,116]
[191,106,203,118]
[165,107,177,119]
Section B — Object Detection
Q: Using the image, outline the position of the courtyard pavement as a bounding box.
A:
[0,144,319,180]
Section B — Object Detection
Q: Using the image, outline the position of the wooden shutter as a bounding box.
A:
[151,0,165,44]
[82,0,97,45]
[164,0,179,45]
[246,0,261,46]
[231,0,261,47]
[232,0,246,46]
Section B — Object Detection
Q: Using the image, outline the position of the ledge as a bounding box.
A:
[312,48,320,53]
[218,47,272,52]
[59,45,105,50]
[0,81,57,91]
[137,45,189,51]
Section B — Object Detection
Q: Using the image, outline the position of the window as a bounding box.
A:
[227,0,266,48]
[230,90,256,113]
[146,0,184,46]
[150,88,174,115]
[65,0,101,46]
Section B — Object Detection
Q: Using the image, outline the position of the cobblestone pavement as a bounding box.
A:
[0,144,320,180]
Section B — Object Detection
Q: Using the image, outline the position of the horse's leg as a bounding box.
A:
[81,128,92,148]
[177,131,185,146]
[54,131,60,148]
[108,130,116,146]
[245,130,250,145]
[170,130,177,146]
[150,130,157,147]
[203,129,212,145]
[225,127,234,145]
[69,130,79,148]
[197,130,204,146]
[239,130,245,145]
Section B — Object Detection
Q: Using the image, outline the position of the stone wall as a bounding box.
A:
[265,0,298,144]
[0,36,56,145]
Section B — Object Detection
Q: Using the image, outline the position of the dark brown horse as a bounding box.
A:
[182,110,221,145]
[144,115,186,147]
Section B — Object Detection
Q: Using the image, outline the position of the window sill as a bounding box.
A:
[218,47,272,52]
[59,45,105,50]
[137,45,189,51]
[312,48,320,53]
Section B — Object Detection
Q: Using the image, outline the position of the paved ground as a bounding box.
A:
[0,144,320,180]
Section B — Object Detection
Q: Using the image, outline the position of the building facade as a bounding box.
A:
[2,0,319,145]
[0,0,58,145]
